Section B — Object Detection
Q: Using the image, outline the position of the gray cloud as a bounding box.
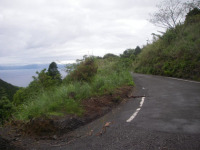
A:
[0,0,161,65]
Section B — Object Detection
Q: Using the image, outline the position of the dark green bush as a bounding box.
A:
[64,57,98,83]
[0,96,14,124]
[185,8,200,24]
[103,53,119,59]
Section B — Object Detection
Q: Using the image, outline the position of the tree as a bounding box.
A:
[48,62,60,78]
[47,62,62,84]
[120,49,135,58]
[150,0,200,29]
[103,53,119,59]
[33,69,59,89]
[150,0,185,29]
[134,46,142,55]
[120,46,141,59]
[184,7,200,24]
[184,0,200,10]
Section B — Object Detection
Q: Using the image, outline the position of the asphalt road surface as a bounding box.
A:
[39,73,200,150]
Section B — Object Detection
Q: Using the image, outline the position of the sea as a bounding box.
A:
[0,69,67,87]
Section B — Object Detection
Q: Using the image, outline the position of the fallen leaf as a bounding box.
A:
[104,122,111,127]
[88,130,93,136]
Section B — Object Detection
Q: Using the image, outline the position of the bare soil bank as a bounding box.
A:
[0,86,133,150]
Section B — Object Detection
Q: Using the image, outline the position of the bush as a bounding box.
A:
[13,67,63,107]
[103,53,119,59]
[0,96,14,124]
[185,8,200,24]
[13,88,27,106]
[14,57,134,121]
[65,57,98,83]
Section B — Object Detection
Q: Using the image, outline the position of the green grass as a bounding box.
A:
[14,58,134,121]
[134,15,200,81]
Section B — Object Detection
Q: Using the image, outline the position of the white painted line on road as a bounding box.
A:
[126,97,145,123]
[140,97,145,107]
[167,77,200,84]
[126,108,141,122]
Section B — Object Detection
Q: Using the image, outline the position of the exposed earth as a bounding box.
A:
[0,86,133,150]
[1,73,200,150]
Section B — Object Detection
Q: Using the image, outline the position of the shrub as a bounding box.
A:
[14,56,134,121]
[103,53,119,59]
[0,96,14,124]
[65,57,98,83]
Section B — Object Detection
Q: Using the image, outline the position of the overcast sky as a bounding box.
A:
[0,0,162,65]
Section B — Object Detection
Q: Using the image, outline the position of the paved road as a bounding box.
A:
[38,73,200,150]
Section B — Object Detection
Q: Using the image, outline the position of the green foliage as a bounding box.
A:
[103,53,119,59]
[14,56,134,121]
[134,46,142,55]
[13,70,55,107]
[64,57,98,83]
[162,28,177,45]
[0,87,7,99]
[120,46,141,60]
[0,96,14,124]
[13,88,27,106]
[134,14,200,81]
[47,62,62,83]
[13,63,63,107]
[33,69,60,89]
[0,79,19,101]
[14,87,83,120]
[121,49,135,58]
[91,58,134,95]
[185,8,200,24]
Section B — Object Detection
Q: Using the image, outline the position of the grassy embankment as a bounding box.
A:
[134,10,200,81]
[14,57,134,121]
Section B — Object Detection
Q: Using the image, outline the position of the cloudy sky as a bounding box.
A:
[0,0,162,65]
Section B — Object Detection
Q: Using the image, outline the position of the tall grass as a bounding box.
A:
[15,86,84,120]
[14,58,134,120]
[134,15,200,81]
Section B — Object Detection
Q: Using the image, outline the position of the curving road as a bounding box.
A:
[36,73,200,150]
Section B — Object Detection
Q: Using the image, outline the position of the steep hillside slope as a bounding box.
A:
[0,79,19,101]
[134,11,200,81]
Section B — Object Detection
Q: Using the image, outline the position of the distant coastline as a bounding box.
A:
[0,64,66,70]
[0,64,68,87]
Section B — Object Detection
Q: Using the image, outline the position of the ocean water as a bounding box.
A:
[0,69,67,87]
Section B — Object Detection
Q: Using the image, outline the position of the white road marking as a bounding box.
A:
[126,108,141,122]
[140,97,145,107]
[126,97,145,123]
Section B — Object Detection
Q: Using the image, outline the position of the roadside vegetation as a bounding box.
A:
[134,7,200,81]
[2,0,199,126]
[0,80,19,124]
[0,56,133,122]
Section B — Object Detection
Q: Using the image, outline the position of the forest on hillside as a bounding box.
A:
[133,1,200,81]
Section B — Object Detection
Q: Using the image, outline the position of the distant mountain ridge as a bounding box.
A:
[0,64,66,70]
